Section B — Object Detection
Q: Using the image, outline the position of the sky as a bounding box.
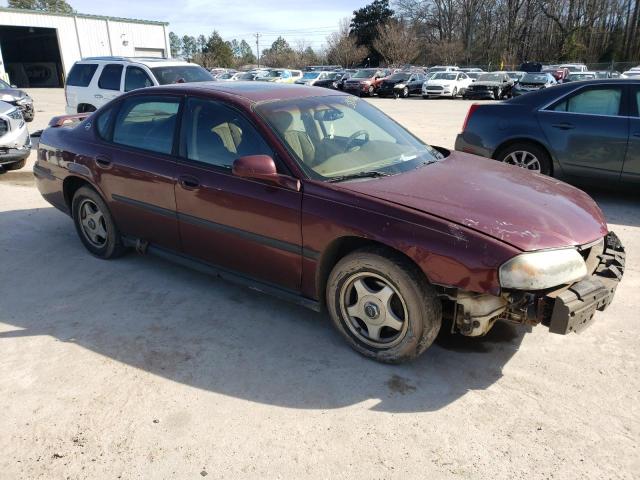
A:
[2,0,366,52]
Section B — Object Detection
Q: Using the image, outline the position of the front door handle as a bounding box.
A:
[178,175,200,190]
[95,155,112,168]
[94,94,104,99]
[552,123,575,130]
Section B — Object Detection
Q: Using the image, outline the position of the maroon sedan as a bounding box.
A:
[34,82,625,363]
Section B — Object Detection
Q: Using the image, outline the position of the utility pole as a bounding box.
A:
[255,33,262,68]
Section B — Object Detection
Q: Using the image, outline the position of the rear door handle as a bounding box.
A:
[178,175,200,190]
[552,123,575,130]
[94,94,104,99]
[95,155,112,168]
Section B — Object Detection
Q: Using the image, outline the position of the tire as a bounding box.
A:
[422,95,429,99]
[452,87,458,98]
[495,87,502,100]
[368,85,375,96]
[496,142,552,175]
[402,87,409,98]
[71,186,126,259]
[4,158,27,171]
[326,247,442,363]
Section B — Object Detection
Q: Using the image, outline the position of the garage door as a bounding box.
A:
[134,48,165,58]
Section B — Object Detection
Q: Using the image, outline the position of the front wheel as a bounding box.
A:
[72,186,126,259]
[452,87,458,98]
[402,87,409,98]
[326,248,442,363]
[368,85,375,96]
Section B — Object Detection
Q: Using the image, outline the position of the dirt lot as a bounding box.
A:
[1,89,638,479]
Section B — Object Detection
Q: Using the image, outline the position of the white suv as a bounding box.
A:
[65,57,214,114]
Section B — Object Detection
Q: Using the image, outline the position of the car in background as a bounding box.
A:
[0,100,30,172]
[296,70,335,86]
[511,72,557,96]
[559,63,589,72]
[34,82,625,363]
[459,67,484,73]
[377,72,426,97]
[65,57,214,114]
[255,69,303,84]
[455,79,639,186]
[310,72,343,90]
[0,78,34,122]
[621,69,640,78]
[231,72,257,81]
[465,72,482,82]
[543,67,570,82]
[214,72,237,81]
[423,71,473,98]
[506,71,527,83]
[463,72,514,99]
[335,70,356,90]
[594,70,621,79]
[426,65,459,74]
[564,72,597,83]
[343,69,385,96]
[519,62,543,73]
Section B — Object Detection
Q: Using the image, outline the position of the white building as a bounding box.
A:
[0,7,170,87]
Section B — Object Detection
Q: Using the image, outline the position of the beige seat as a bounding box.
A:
[270,111,316,166]
[213,122,243,153]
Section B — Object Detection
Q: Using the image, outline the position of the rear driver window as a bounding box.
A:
[98,64,124,91]
[67,63,98,87]
[552,88,622,116]
[112,96,180,154]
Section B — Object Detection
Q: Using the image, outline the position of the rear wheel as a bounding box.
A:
[326,248,442,363]
[496,142,552,175]
[72,186,125,259]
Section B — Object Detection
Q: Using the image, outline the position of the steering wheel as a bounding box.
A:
[345,130,370,152]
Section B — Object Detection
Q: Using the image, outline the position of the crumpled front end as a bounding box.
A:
[446,232,625,337]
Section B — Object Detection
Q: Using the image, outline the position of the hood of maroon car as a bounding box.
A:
[339,152,608,251]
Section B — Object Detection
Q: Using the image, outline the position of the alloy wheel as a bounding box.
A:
[502,150,542,172]
[340,272,408,348]
[79,199,108,247]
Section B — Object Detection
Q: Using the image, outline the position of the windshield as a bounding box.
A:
[353,69,377,79]
[506,72,523,79]
[388,73,410,81]
[256,96,443,181]
[151,66,213,84]
[432,73,457,80]
[477,73,503,82]
[302,72,320,80]
[521,73,550,83]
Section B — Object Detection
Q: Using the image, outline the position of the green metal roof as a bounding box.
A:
[0,6,169,26]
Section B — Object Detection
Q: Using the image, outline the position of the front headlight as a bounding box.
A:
[1,94,18,102]
[395,83,406,89]
[499,248,587,290]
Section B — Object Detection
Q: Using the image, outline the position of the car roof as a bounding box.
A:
[156,81,347,103]
[77,57,193,68]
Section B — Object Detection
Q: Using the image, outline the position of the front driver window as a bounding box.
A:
[553,88,622,116]
[182,97,274,169]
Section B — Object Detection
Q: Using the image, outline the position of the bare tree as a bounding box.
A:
[326,18,369,67]
[373,19,421,65]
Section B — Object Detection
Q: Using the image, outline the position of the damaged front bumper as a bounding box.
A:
[450,232,625,336]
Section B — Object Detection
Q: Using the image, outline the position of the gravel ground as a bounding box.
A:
[0,89,638,480]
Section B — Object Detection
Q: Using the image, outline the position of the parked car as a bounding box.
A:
[377,72,426,97]
[34,82,625,362]
[0,100,30,172]
[423,71,474,98]
[65,57,214,114]
[564,72,597,83]
[543,67,570,82]
[511,72,557,96]
[621,70,640,78]
[462,72,514,99]
[343,69,385,96]
[559,63,589,73]
[505,71,527,83]
[214,72,237,81]
[0,78,34,122]
[310,72,343,89]
[594,70,621,79]
[519,62,543,72]
[459,68,484,74]
[455,79,639,188]
[231,72,257,81]
[335,71,355,90]
[255,69,302,84]
[426,65,459,74]
[296,71,334,87]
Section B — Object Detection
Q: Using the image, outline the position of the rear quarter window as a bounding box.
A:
[67,63,98,87]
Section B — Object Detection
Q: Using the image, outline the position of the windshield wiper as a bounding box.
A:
[328,170,390,182]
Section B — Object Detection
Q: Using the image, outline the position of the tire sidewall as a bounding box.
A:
[71,186,123,259]
[326,251,441,363]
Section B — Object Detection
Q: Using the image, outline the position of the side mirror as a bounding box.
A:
[232,155,300,191]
